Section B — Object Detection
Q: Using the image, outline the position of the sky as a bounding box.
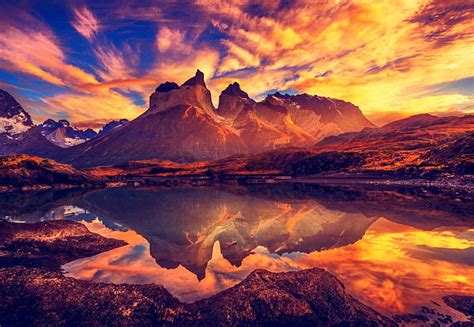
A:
[0,0,473,128]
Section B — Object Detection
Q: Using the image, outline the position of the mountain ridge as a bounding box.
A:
[2,72,471,171]
[49,70,374,167]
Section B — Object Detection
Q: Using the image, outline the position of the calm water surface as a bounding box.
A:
[2,183,473,315]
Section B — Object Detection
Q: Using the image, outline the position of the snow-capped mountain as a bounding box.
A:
[0,89,132,154]
[0,89,33,136]
[40,119,97,148]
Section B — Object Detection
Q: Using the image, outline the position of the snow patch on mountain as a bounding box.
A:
[0,112,32,135]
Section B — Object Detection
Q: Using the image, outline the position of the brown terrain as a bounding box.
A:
[0,155,100,192]
[84,114,473,187]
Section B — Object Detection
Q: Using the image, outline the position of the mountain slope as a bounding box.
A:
[0,89,33,136]
[60,104,246,167]
[242,114,474,177]
[131,114,471,178]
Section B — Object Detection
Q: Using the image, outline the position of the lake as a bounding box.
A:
[1,183,473,315]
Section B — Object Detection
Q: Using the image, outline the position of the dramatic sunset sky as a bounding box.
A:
[0,0,472,127]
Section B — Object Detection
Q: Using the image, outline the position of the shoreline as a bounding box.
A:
[1,173,472,193]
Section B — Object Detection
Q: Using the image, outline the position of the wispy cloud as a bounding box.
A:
[71,6,99,41]
[93,42,139,82]
[0,13,97,87]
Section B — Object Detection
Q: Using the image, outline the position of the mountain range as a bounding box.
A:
[0,70,375,167]
[0,89,128,150]
[0,70,472,175]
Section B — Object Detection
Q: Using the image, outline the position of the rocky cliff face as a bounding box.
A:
[148,69,217,118]
[52,71,248,167]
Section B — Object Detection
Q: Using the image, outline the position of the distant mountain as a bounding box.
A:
[0,89,33,136]
[98,119,129,135]
[39,119,97,148]
[0,89,134,155]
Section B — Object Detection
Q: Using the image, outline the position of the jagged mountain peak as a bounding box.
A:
[222,82,249,99]
[148,70,215,116]
[39,118,97,148]
[182,69,206,88]
[99,119,129,135]
[0,89,31,121]
[42,119,71,128]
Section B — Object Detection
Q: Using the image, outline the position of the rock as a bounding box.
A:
[155,81,180,93]
[182,69,206,87]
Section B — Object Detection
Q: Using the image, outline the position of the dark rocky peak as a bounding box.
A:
[148,69,215,116]
[58,119,71,127]
[99,119,129,135]
[156,82,180,93]
[0,89,33,125]
[42,119,58,128]
[182,69,206,88]
[221,82,249,99]
[42,119,70,129]
[262,92,289,108]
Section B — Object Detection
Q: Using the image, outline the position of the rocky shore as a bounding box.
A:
[1,220,472,326]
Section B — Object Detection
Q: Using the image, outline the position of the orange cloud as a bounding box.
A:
[0,18,98,88]
[41,89,144,123]
[204,0,474,119]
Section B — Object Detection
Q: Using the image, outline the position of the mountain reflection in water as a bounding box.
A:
[1,183,473,314]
